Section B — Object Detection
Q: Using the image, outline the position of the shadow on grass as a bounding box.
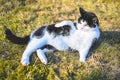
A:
[115,71,120,80]
[87,31,120,80]
[101,31,120,45]
[90,31,120,53]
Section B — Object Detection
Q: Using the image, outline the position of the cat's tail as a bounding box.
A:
[5,28,30,45]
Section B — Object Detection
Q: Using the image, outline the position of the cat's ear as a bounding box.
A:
[79,7,86,16]
[92,17,98,23]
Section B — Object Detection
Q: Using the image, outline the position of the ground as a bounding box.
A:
[0,0,120,80]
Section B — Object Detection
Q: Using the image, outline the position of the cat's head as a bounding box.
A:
[77,7,99,30]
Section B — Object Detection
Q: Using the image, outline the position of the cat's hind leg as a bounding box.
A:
[37,45,58,65]
[21,37,47,66]
[36,49,48,65]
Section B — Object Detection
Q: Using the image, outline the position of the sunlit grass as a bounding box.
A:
[0,0,120,80]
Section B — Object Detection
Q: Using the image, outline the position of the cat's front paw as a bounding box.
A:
[21,58,30,66]
[39,58,48,65]
[37,49,48,65]
[79,58,86,63]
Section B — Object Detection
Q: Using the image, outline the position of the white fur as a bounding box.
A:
[21,30,48,65]
[36,49,48,65]
[55,20,74,27]
[77,19,91,31]
[21,20,100,65]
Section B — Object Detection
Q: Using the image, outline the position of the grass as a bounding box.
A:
[0,0,120,80]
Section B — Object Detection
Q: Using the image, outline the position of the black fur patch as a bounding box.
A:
[5,28,30,45]
[47,24,71,37]
[34,26,46,38]
[40,44,58,52]
[62,25,71,36]
[78,8,99,28]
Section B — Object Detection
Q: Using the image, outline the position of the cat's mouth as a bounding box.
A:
[80,27,90,31]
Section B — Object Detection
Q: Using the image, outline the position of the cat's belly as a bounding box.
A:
[47,36,69,51]
[62,34,82,50]
[64,38,81,50]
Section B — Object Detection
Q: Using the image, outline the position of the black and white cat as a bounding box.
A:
[5,8,100,66]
